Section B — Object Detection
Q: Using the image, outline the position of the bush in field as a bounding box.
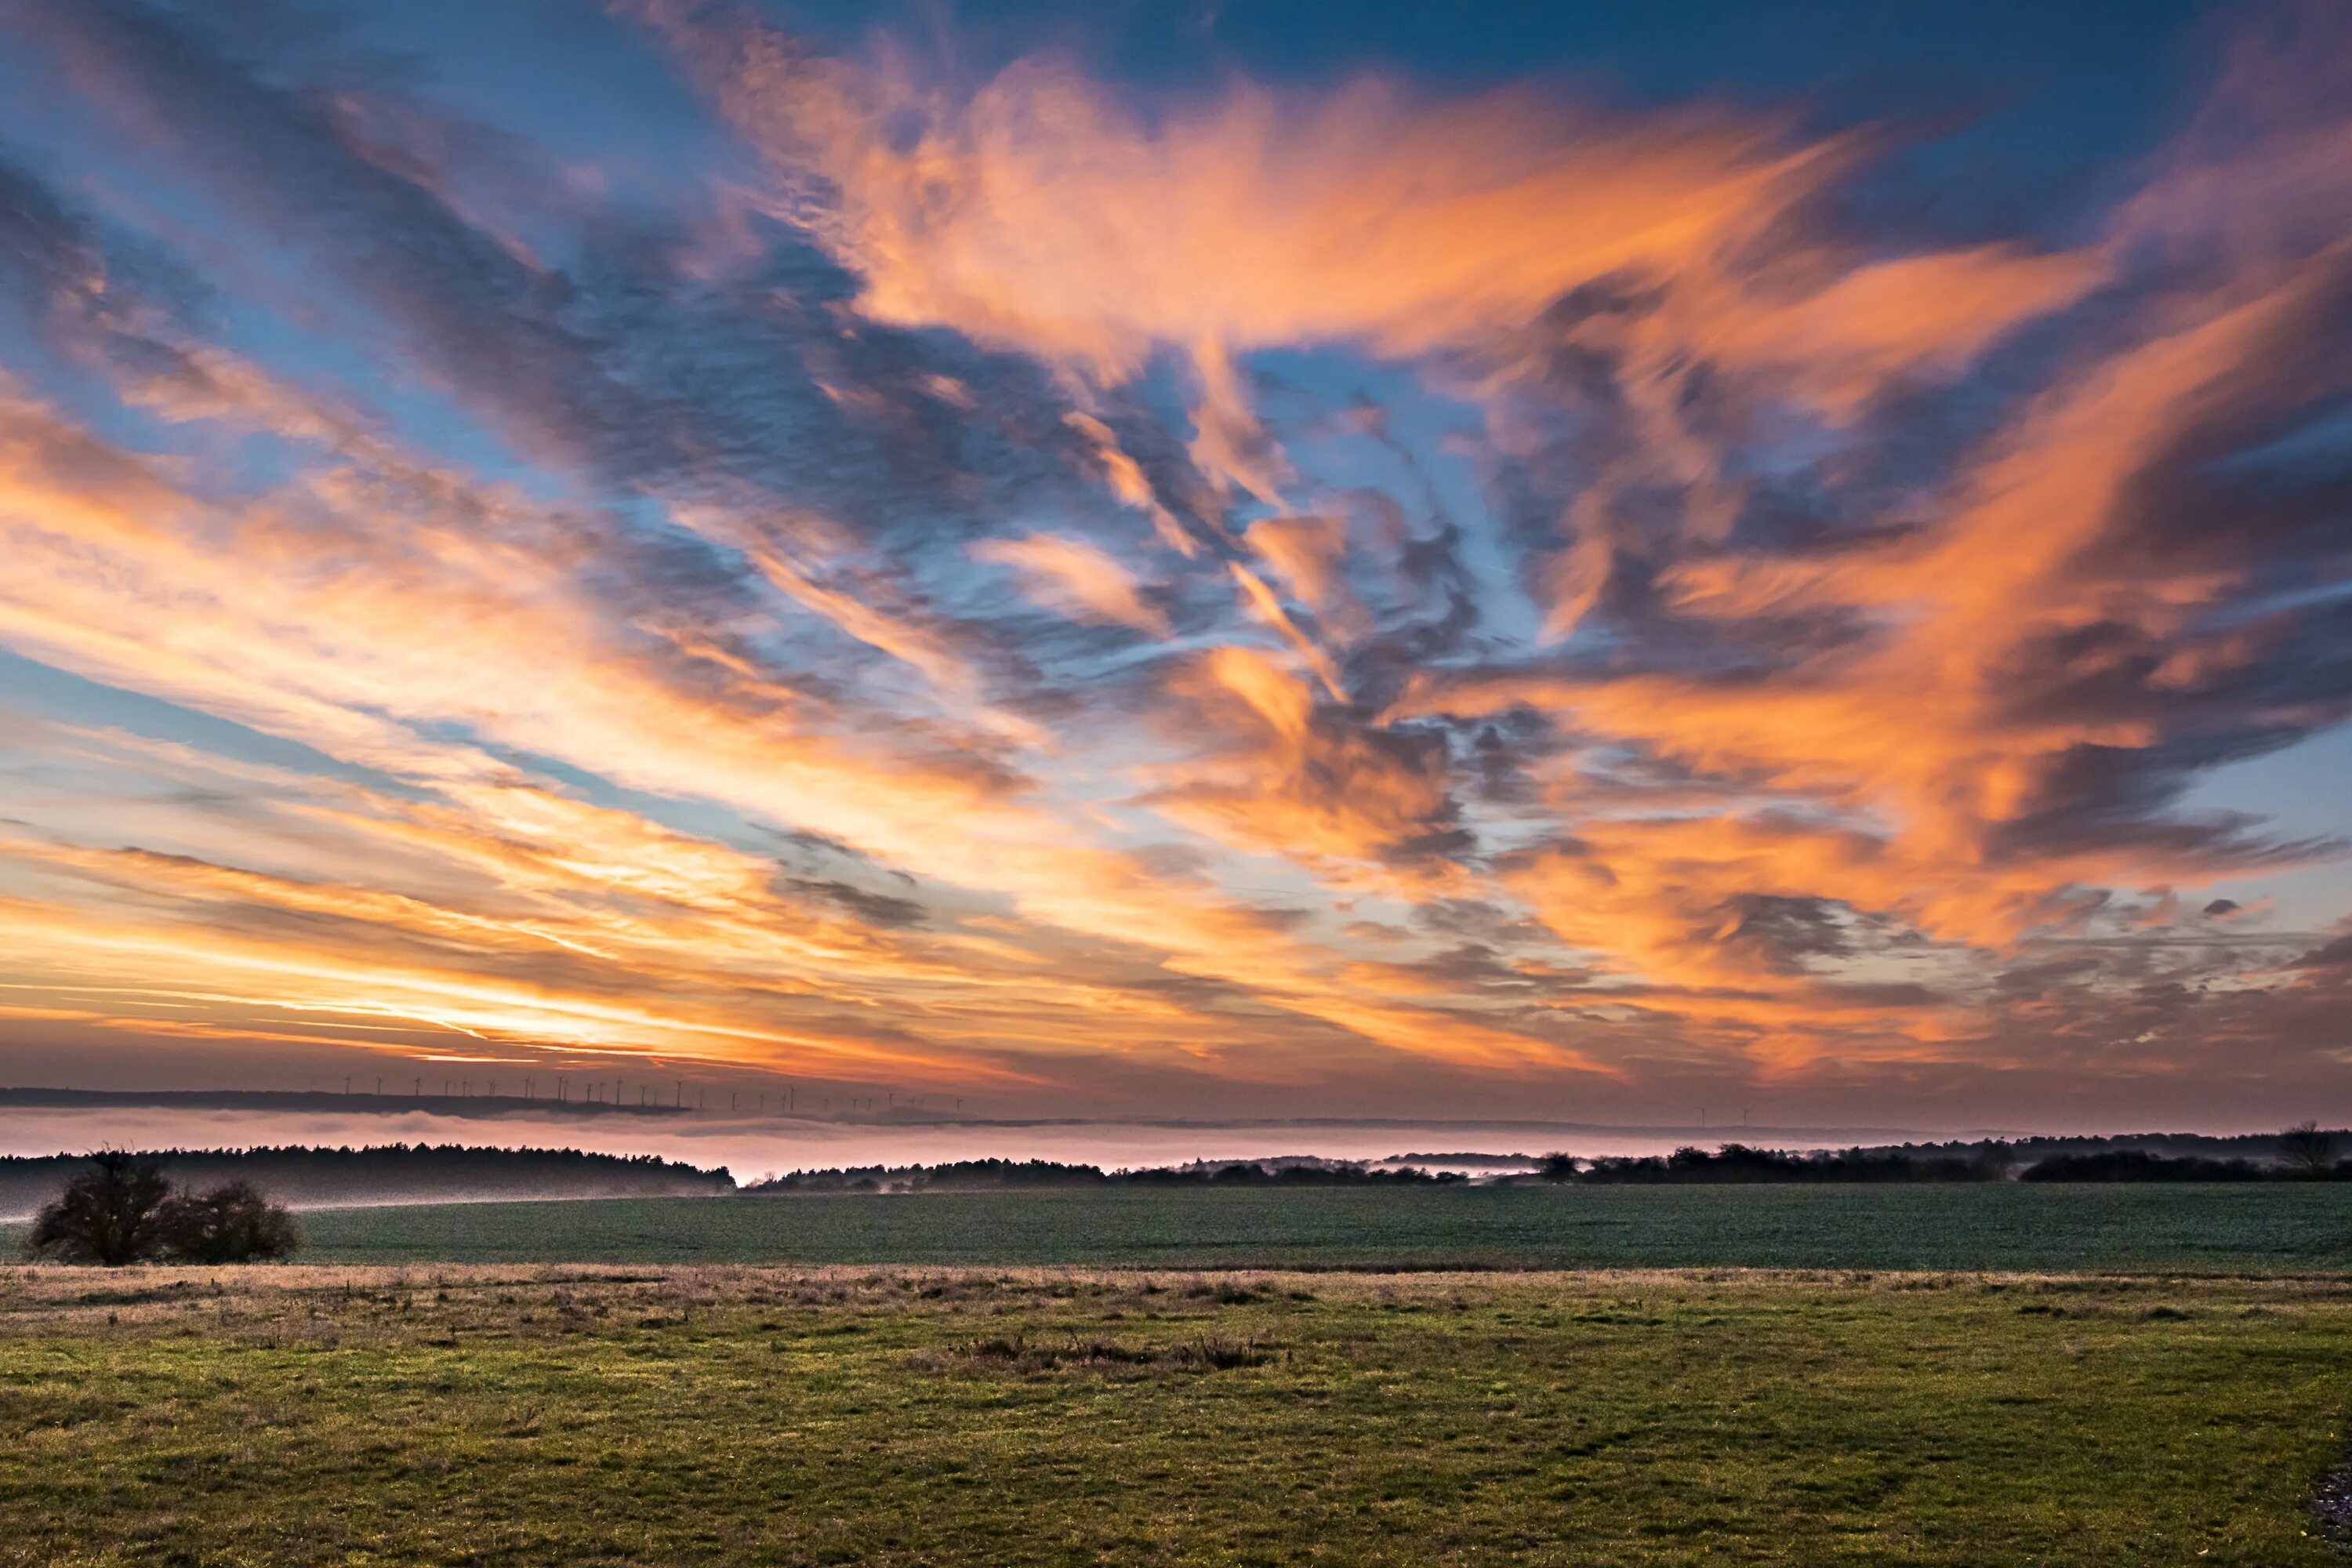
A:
[24,1155,300,1265]
[158,1180,301,1263]
[24,1152,176,1265]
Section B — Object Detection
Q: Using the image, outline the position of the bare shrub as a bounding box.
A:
[24,1157,300,1266]
[25,1153,175,1266]
[158,1181,301,1264]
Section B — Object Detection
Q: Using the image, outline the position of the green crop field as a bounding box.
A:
[25,1183,2342,1272]
[0,1264,2347,1566]
[7,1189,2348,1563]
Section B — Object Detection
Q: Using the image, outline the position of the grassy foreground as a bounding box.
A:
[141,1183,2352,1272]
[0,1265,2347,1566]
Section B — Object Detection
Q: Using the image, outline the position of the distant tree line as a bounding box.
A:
[746,1157,1473,1192]
[746,1127,2350,1191]
[1548,1124,2348,1183]
[1820,1123,2350,1172]
[1566,1143,2016,1183]
[2015,1146,2350,1182]
[0,1144,735,1218]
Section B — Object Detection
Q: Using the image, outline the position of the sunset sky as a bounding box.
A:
[0,0,2348,1132]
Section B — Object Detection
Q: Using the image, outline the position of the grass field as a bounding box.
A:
[0,1264,2346,1565]
[39,1183,2348,1272]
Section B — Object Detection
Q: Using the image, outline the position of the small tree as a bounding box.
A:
[24,1152,174,1265]
[158,1180,301,1264]
[2280,1121,2340,1177]
[1538,1152,1579,1182]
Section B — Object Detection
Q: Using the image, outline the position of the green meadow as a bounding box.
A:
[0,1265,2347,1566]
[81,1182,2352,1272]
[5,1189,2350,1563]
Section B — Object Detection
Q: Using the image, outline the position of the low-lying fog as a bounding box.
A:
[0,1105,1940,1191]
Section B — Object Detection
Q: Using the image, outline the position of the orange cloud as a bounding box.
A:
[1145,647,1465,885]
[0,368,1621,1093]
[971,532,1168,634]
[1242,514,1361,635]
[641,4,2099,476]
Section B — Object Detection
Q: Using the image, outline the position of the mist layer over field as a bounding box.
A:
[0,1105,1945,1184]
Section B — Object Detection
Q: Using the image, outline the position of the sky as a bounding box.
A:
[0,0,2348,1136]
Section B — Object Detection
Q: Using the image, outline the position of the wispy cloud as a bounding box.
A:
[0,0,2345,1125]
